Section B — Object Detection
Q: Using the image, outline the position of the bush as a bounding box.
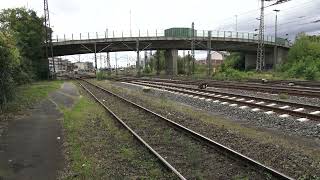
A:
[305,66,318,80]
[143,65,152,74]
[213,67,248,81]
[279,34,320,80]
[96,71,106,81]
[0,32,20,109]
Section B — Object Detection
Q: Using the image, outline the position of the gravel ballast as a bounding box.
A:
[94,80,320,179]
[120,81,320,139]
[82,81,270,179]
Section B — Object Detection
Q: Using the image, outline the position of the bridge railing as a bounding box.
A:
[52,29,289,47]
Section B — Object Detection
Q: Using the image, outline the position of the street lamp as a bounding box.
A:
[273,9,280,67]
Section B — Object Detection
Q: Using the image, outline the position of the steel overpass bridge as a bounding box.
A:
[51,30,290,74]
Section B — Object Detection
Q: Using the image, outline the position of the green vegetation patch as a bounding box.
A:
[2,81,62,113]
[59,89,175,179]
[96,71,107,81]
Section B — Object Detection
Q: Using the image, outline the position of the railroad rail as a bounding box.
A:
[78,79,293,179]
[117,77,320,98]
[126,80,320,122]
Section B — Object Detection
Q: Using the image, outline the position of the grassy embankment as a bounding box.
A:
[59,85,175,179]
[1,81,62,114]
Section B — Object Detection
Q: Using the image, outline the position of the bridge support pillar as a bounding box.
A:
[165,49,178,76]
[245,49,287,70]
[136,40,141,76]
[273,47,288,69]
[94,43,97,71]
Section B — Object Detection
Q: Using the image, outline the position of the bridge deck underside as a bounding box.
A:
[52,37,288,56]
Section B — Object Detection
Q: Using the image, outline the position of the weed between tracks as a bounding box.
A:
[58,85,176,179]
[93,80,320,179]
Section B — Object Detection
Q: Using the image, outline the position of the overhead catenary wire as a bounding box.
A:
[216,0,317,30]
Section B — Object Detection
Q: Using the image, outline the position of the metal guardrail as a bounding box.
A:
[52,29,289,47]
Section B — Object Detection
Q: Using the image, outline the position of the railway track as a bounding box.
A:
[78,79,293,179]
[125,80,320,122]
[117,77,320,98]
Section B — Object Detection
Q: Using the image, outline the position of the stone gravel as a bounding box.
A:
[118,81,320,140]
[140,80,320,107]
[208,85,320,107]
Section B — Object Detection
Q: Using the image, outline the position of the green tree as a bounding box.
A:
[151,50,165,74]
[0,32,21,109]
[0,8,48,80]
[177,55,188,74]
[279,34,320,80]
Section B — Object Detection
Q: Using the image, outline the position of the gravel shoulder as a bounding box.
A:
[94,79,320,179]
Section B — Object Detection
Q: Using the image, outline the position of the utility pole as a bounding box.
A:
[94,43,97,72]
[115,52,118,75]
[273,9,280,68]
[256,0,291,71]
[44,0,55,78]
[144,51,148,69]
[207,31,212,76]
[156,51,160,75]
[235,15,238,32]
[107,52,111,73]
[136,40,140,76]
[256,0,265,71]
[100,53,102,70]
[191,22,195,75]
[130,10,132,37]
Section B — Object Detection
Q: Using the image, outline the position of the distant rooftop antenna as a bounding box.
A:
[44,0,55,76]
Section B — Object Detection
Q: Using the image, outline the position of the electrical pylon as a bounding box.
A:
[44,0,55,76]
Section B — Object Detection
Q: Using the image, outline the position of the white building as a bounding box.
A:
[49,58,73,73]
[74,62,94,72]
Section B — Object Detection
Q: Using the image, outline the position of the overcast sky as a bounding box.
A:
[1,0,319,67]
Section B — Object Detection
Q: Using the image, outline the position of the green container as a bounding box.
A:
[164,28,197,38]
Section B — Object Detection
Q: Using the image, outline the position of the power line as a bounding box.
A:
[217,0,316,30]
[265,15,320,30]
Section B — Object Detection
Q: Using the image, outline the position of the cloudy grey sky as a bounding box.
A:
[1,0,319,67]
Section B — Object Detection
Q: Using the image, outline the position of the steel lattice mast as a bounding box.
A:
[256,0,291,71]
[44,0,55,76]
[256,0,265,71]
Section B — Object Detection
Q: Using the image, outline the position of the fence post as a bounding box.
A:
[139,30,140,37]
[64,34,66,41]
[56,35,58,42]
[113,31,114,38]
[147,30,149,37]
[80,33,82,40]
[156,29,157,37]
[88,32,90,39]
[122,31,123,38]
[72,33,73,40]
[96,32,98,39]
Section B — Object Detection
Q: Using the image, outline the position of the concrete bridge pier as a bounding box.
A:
[136,40,141,76]
[245,47,288,70]
[165,49,178,76]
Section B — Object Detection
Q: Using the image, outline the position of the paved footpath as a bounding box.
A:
[0,82,79,180]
